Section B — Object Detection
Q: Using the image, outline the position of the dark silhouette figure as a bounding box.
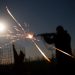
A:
[12,44,25,75]
[12,44,25,64]
[19,50,25,63]
[38,25,72,64]
[12,44,19,64]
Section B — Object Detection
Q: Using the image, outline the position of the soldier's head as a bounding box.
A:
[56,25,64,33]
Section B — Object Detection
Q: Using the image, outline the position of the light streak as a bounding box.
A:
[6,6,25,33]
[45,44,75,58]
[13,26,20,32]
[14,28,20,32]
[8,30,14,34]
[32,40,51,62]
[39,38,75,58]
[52,46,75,58]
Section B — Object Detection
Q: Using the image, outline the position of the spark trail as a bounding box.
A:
[40,37,75,58]
[25,33,51,62]
[32,40,51,62]
[53,46,74,58]
[6,6,25,33]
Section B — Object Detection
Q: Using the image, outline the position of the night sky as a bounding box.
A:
[0,0,75,60]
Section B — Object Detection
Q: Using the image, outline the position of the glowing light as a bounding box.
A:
[0,22,6,33]
[26,34,33,39]
[25,32,34,40]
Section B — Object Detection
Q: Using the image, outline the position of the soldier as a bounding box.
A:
[38,25,72,64]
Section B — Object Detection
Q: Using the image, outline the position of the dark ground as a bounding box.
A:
[0,59,75,75]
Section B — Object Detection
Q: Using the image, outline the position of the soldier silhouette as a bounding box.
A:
[12,44,25,75]
[12,44,25,64]
[38,25,72,64]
